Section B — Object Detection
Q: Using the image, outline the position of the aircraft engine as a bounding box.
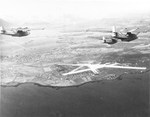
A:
[102,36,117,44]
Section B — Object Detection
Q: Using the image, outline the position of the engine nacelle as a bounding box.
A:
[103,36,117,44]
[112,32,118,37]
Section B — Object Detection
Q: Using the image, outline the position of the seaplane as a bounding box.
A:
[0,26,44,37]
[56,62,146,76]
[86,26,141,44]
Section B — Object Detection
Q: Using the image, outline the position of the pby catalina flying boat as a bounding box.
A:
[86,26,141,44]
[0,26,44,37]
[56,62,146,76]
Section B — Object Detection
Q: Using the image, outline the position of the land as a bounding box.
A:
[0,17,150,87]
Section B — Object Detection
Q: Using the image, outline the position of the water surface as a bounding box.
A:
[0,72,149,117]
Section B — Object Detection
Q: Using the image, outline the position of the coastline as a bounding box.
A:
[1,69,149,117]
[1,69,149,88]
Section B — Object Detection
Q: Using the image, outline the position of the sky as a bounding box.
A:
[0,0,150,22]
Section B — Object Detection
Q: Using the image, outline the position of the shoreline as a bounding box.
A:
[1,69,149,89]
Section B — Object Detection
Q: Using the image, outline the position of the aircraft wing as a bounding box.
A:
[119,28,128,34]
[0,30,15,36]
[126,26,150,33]
[128,28,140,35]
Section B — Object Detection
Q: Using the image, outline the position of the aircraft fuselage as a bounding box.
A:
[12,30,30,37]
[1,30,30,37]
[113,32,138,42]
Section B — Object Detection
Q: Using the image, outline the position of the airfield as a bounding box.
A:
[0,18,150,87]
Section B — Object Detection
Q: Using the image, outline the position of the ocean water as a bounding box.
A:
[0,72,149,117]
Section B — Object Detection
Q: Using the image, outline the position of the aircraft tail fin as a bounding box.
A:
[0,26,3,33]
[102,36,106,43]
[112,26,116,33]
[0,26,6,34]
[112,26,118,37]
